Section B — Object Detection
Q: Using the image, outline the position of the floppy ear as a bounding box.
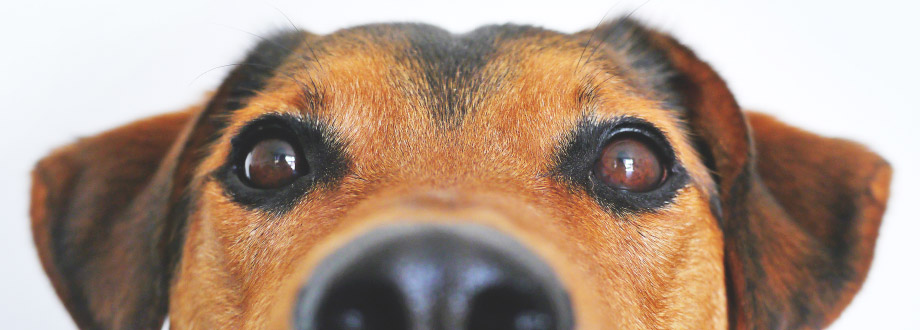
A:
[585,19,892,329]
[30,29,312,329]
[736,112,891,329]
[30,108,198,329]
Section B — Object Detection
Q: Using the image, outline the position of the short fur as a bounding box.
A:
[30,17,890,329]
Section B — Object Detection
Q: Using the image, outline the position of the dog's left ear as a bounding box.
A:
[581,19,892,329]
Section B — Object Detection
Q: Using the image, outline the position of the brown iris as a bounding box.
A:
[594,135,666,192]
[244,139,302,189]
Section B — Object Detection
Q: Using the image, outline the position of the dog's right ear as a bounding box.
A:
[30,29,312,329]
[30,108,197,330]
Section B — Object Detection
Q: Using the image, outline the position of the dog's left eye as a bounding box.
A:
[243,139,306,189]
[594,133,666,192]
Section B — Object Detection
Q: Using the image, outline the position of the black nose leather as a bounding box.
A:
[294,224,573,330]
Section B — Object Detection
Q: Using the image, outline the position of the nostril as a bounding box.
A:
[315,280,409,330]
[467,284,556,330]
[295,224,573,330]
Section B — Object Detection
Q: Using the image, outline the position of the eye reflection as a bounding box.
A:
[243,139,303,189]
[594,135,665,192]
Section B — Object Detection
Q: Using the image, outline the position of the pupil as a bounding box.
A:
[595,136,663,192]
[243,139,300,188]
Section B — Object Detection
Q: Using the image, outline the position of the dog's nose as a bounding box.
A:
[293,224,573,330]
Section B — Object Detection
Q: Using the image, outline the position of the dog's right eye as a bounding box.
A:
[219,114,347,212]
[243,139,306,189]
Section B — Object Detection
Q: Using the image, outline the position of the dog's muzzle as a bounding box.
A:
[293,223,574,330]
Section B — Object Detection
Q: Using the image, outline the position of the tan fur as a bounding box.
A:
[30,21,890,330]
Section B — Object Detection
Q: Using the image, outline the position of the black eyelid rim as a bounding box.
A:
[216,113,349,213]
[554,115,689,213]
[231,115,305,153]
[594,119,679,178]
[230,116,310,181]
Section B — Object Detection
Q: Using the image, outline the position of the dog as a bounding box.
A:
[29,17,892,329]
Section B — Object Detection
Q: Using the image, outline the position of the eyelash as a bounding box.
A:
[215,114,349,213]
[554,117,689,213]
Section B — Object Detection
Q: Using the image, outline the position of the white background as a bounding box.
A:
[1,0,917,328]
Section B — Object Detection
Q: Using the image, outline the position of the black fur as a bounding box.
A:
[219,30,310,113]
[200,29,314,147]
[590,18,685,112]
[45,169,101,329]
[392,24,534,126]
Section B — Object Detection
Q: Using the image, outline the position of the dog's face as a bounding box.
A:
[30,19,891,330]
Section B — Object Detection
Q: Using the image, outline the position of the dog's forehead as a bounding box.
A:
[332,23,534,125]
[299,23,669,117]
[222,23,688,178]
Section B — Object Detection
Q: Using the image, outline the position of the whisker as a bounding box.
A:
[188,63,248,86]
[210,22,322,76]
[190,62,321,98]
[576,1,623,74]
[210,22,301,58]
[578,0,650,74]
[201,21,330,98]
[264,1,325,73]
[267,3,299,31]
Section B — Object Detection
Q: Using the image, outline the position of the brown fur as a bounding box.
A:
[30,19,890,329]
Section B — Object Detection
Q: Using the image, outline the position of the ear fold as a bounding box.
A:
[586,19,892,329]
[31,109,196,329]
